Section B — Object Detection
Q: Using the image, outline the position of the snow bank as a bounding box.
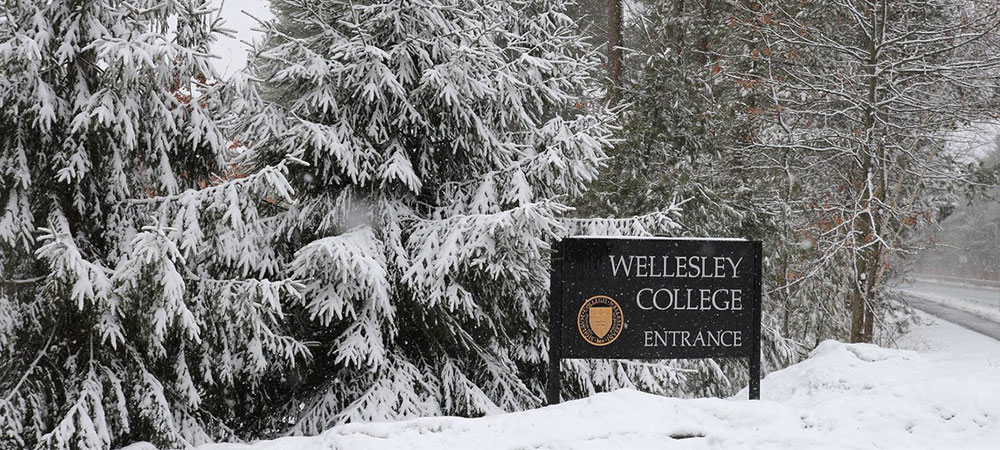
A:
[188,338,1000,450]
[898,310,1000,358]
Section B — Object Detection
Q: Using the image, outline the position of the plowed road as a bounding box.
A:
[900,280,1000,341]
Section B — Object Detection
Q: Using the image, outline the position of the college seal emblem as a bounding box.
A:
[577,295,624,346]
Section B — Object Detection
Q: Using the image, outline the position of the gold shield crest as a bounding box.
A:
[588,307,613,338]
[577,295,624,346]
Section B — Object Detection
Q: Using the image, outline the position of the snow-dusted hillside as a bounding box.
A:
[161,315,1000,450]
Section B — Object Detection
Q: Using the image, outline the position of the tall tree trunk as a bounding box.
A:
[607,0,623,106]
[851,0,887,344]
[698,0,711,66]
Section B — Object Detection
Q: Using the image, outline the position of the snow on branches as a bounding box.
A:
[0,1,306,448]
[225,0,671,434]
[1,0,714,447]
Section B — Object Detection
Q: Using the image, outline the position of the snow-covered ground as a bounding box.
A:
[170,313,1000,450]
[899,310,1000,358]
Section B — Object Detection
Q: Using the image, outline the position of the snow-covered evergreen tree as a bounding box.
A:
[230,0,685,434]
[0,2,306,448]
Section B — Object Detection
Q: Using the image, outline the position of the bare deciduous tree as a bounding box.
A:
[745,0,1000,342]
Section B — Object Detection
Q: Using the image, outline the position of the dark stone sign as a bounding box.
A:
[547,237,763,403]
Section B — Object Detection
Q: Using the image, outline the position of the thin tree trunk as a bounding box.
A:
[698,0,711,66]
[850,276,866,342]
[607,0,623,106]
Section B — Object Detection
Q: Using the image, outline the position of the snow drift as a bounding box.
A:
[175,339,1000,450]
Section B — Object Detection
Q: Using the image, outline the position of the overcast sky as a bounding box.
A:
[210,0,274,78]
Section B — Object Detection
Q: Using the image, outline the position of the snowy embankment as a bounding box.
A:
[181,316,1000,450]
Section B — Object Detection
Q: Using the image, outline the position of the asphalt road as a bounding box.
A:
[901,283,1000,341]
[905,280,1000,309]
